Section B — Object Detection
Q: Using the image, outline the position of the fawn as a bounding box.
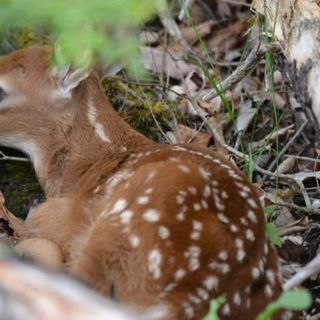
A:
[0,46,283,319]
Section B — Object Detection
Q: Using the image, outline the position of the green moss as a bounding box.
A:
[103,77,185,141]
[0,161,43,218]
[0,26,49,53]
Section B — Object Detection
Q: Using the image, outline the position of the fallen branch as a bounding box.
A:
[284,254,320,290]
[201,44,280,102]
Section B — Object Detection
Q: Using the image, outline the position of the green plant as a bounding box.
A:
[0,0,157,71]
[257,289,312,320]
[203,295,225,320]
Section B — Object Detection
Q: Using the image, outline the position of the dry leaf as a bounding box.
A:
[139,31,160,45]
[207,20,247,53]
[235,100,256,132]
[173,124,211,146]
[141,46,199,79]
[180,20,214,45]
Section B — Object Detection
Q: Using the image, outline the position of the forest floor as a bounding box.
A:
[0,0,320,318]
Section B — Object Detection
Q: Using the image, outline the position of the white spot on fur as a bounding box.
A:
[104,169,132,199]
[247,210,258,223]
[111,199,127,213]
[217,213,229,224]
[197,288,209,300]
[178,164,191,173]
[183,303,194,319]
[185,246,201,271]
[193,203,201,211]
[221,191,228,199]
[203,185,211,198]
[230,224,239,233]
[203,276,219,291]
[144,188,153,194]
[218,251,228,261]
[208,261,230,274]
[189,294,201,304]
[129,235,141,248]
[235,238,245,262]
[221,303,231,316]
[240,217,248,226]
[266,270,276,286]
[213,194,225,211]
[251,267,260,279]
[120,210,133,224]
[87,98,111,143]
[199,167,210,180]
[193,220,202,231]
[233,292,241,306]
[176,195,185,204]
[137,196,149,205]
[246,229,255,241]
[164,283,176,292]
[148,249,162,279]
[159,225,170,239]
[190,231,200,240]
[142,209,160,222]
[201,199,208,209]
[265,284,273,297]
[188,186,197,195]
[247,198,258,209]
[175,268,186,281]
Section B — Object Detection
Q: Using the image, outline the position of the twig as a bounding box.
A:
[201,44,268,101]
[178,0,194,21]
[278,226,308,237]
[285,154,320,164]
[267,121,308,173]
[284,254,320,290]
[272,201,320,216]
[0,150,29,162]
[251,124,295,150]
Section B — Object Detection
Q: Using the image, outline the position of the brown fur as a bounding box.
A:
[0,46,283,319]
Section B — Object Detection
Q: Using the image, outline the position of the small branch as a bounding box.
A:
[272,201,320,216]
[267,121,308,173]
[251,124,295,150]
[201,43,281,102]
[201,44,271,101]
[284,254,320,290]
[0,150,29,162]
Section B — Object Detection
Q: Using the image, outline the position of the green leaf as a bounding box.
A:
[0,0,157,73]
[257,289,312,320]
[264,206,276,215]
[203,295,225,320]
[266,222,282,247]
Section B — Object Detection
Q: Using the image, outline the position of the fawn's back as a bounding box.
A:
[0,46,283,319]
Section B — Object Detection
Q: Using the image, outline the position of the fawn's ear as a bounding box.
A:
[56,65,90,95]
[51,46,91,98]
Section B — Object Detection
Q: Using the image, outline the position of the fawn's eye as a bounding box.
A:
[0,87,6,102]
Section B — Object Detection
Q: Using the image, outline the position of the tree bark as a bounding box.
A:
[252,0,320,129]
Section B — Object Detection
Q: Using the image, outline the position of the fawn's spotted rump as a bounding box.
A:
[0,46,283,320]
[69,144,283,320]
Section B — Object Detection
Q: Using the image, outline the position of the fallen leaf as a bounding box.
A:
[141,46,199,79]
[180,20,214,45]
[173,124,211,146]
[207,20,247,53]
[235,100,256,132]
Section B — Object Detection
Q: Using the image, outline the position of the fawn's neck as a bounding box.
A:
[34,74,153,196]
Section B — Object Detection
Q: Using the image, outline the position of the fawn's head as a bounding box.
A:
[0,46,92,168]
